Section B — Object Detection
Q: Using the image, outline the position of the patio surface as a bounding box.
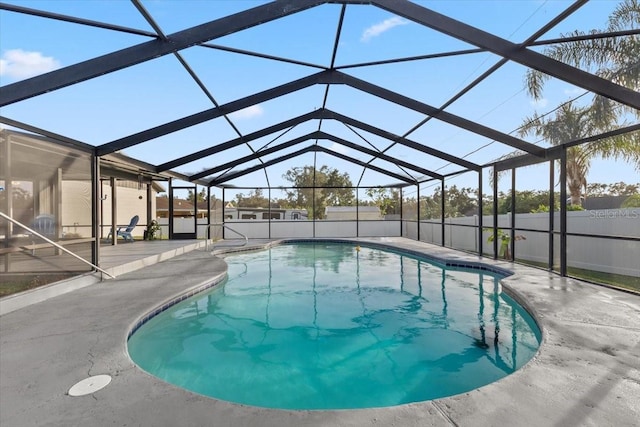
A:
[1,237,638,427]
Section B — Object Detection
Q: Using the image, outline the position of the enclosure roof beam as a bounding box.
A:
[99,67,540,159]
[323,110,480,171]
[0,2,158,37]
[318,132,443,180]
[0,0,332,107]
[493,124,640,171]
[161,107,478,174]
[190,133,316,180]
[313,145,416,184]
[209,144,415,186]
[209,146,318,185]
[158,110,325,172]
[335,71,547,157]
[97,70,335,156]
[0,116,94,153]
[200,43,327,70]
[191,130,443,181]
[372,0,640,110]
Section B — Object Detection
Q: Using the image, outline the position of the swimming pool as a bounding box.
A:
[128,242,541,410]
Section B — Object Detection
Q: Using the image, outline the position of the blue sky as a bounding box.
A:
[1,0,638,200]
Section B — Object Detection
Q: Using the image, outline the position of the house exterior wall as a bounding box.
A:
[61,181,93,237]
[100,182,157,238]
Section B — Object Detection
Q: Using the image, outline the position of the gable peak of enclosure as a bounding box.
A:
[1,0,639,190]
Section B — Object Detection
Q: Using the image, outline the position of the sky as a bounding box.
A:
[0,0,638,201]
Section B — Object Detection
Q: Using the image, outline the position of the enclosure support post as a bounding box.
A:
[416,184,420,242]
[110,176,117,246]
[510,168,516,261]
[356,189,359,238]
[478,169,483,256]
[168,178,173,239]
[492,164,498,259]
[55,168,62,255]
[440,178,445,247]
[221,188,226,240]
[399,187,404,237]
[207,186,211,240]
[548,160,555,271]
[2,137,11,271]
[146,183,152,232]
[560,147,567,276]
[92,155,100,266]
[268,187,272,239]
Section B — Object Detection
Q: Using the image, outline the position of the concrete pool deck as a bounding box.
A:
[1,237,638,427]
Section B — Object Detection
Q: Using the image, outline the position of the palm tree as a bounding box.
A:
[519,0,640,206]
[526,0,640,121]
[519,103,640,205]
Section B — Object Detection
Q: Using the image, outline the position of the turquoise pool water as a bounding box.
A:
[128,243,541,410]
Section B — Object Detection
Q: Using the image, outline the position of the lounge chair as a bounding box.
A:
[107,215,139,242]
[29,214,57,254]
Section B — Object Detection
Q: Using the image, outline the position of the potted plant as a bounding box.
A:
[486,229,525,260]
[145,220,161,240]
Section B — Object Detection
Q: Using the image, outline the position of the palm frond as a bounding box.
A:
[607,0,640,31]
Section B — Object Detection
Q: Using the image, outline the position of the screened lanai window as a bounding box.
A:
[1,130,93,295]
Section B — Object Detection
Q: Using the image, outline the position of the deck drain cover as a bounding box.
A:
[68,375,112,396]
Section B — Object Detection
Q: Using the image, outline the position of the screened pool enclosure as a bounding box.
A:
[1,0,638,293]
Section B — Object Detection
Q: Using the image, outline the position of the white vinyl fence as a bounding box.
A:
[159,208,639,277]
[406,209,639,277]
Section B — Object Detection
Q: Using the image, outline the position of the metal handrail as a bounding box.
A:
[0,211,115,279]
[205,223,248,251]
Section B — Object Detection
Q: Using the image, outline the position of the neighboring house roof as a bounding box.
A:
[156,197,195,211]
[583,196,628,210]
[325,206,380,213]
[198,198,222,211]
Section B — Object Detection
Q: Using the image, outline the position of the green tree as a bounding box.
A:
[365,187,400,216]
[622,194,640,207]
[401,196,418,220]
[235,189,270,208]
[419,185,479,219]
[606,181,640,196]
[282,166,354,219]
[519,104,640,206]
[587,181,640,196]
[526,0,640,121]
[520,0,640,206]
[498,189,555,214]
[187,188,207,204]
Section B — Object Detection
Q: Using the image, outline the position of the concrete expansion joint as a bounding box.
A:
[431,400,459,426]
[86,350,97,378]
[28,331,74,340]
[86,335,100,376]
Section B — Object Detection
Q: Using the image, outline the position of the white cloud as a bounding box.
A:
[229,105,264,120]
[0,49,61,79]
[328,142,350,155]
[361,16,409,42]
[529,98,548,109]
